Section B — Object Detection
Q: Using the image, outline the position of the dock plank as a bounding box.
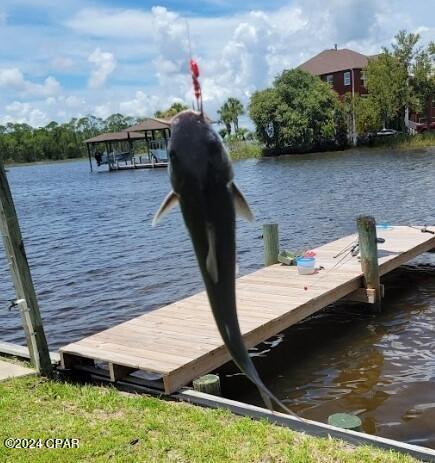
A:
[60,226,435,393]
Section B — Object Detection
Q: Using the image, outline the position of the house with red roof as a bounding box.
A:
[298,47,435,133]
[299,47,369,98]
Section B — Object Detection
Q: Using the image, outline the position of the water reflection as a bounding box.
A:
[225,265,435,447]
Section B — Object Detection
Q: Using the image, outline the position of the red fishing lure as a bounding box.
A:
[189,59,202,103]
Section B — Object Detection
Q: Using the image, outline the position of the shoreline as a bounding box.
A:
[5,157,87,168]
[3,138,434,168]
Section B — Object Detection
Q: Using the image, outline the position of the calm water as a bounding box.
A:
[1,148,434,446]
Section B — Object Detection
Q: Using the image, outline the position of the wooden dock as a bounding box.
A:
[60,226,435,393]
[112,160,168,171]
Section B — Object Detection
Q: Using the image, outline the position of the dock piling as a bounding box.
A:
[263,223,279,266]
[0,160,52,376]
[193,374,221,396]
[356,215,381,312]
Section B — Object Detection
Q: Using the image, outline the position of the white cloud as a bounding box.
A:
[45,95,85,109]
[66,8,154,39]
[94,103,113,119]
[88,48,116,88]
[118,90,190,117]
[64,95,85,108]
[0,68,60,97]
[51,56,75,71]
[2,101,48,126]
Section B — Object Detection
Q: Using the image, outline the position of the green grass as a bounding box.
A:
[227,140,262,160]
[368,131,435,149]
[0,375,420,463]
[5,157,87,167]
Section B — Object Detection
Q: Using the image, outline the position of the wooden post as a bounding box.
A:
[263,223,279,266]
[0,160,52,376]
[127,131,133,161]
[357,215,381,312]
[193,374,221,396]
[328,413,362,431]
[86,143,93,172]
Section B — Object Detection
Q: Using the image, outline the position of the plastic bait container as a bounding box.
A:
[376,223,393,231]
[296,256,316,275]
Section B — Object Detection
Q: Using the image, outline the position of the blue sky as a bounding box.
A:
[0,0,434,126]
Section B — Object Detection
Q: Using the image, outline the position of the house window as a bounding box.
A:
[344,71,351,86]
[361,71,367,85]
[326,74,333,86]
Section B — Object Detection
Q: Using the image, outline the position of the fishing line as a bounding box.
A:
[185,21,203,113]
[186,20,193,63]
[303,246,357,292]
[333,238,358,258]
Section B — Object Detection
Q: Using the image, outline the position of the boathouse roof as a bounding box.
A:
[84,131,146,145]
[298,48,369,76]
[126,117,171,133]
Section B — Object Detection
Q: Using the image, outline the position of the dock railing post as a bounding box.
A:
[357,215,381,312]
[263,223,279,266]
[0,160,52,376]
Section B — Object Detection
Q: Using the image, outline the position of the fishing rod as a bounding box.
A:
[304,236,386,292]
[333,239,358,259]
[304,246,356,292]
[408,225,435,235]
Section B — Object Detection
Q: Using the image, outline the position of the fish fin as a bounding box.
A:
[206,224,219,283]
[231,183,254,222]
[152,191,179,226]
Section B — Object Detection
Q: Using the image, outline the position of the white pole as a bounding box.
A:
[351,68,357,146]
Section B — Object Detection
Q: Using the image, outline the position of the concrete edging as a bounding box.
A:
[177,389,435,462]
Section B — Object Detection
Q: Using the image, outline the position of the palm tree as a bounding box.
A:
[217,102,233,135]
[226,97,244,133]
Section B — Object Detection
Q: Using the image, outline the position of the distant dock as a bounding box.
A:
[59,225,435,393]
[85,117,171,172]
[110,158,168,171]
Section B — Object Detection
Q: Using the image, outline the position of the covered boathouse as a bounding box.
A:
[85,117,171,172]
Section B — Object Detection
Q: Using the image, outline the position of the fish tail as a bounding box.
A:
[235,348,298,416]
[256,382,299,417]
[259,389,274,410]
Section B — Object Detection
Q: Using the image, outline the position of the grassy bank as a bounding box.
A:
[228,131,435,160]
[227,140,262,160]
[4,157,87,168]
[0,374,419,463]
[368,131,435,150]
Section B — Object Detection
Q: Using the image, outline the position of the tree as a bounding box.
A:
[154,102,188,119]
[227,98,244,132]
[217,98,244,134]
[366,51,408,129]
[218,128,228,139]
[410,44,435,127]
[249,69,345,150]
[366,31,434,130]
[342,94,382,136]
[104,113,130,132]
[217,102,233,135]
[248,88,280,147]
[392,30,421,74]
